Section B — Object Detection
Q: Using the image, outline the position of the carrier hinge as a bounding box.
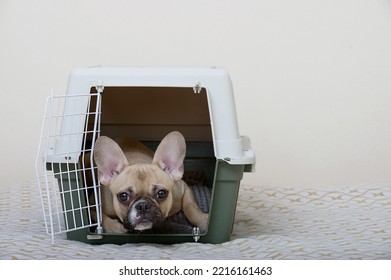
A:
[192,227,200,242]
[87,227,104,240]
[94,82,105,93]
[193,82,202,94]
[87,234,103,240]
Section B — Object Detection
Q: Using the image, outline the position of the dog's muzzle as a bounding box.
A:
[123,197,164,231]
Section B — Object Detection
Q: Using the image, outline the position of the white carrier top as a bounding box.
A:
[56,66,255,168]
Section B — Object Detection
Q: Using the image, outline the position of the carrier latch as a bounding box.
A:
[192,227,201,242]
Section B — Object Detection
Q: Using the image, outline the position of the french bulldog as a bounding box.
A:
[93,131,208,233]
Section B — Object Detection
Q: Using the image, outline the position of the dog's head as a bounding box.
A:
[93,131,186,231]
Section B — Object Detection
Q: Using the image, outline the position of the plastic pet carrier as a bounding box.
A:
[36,66,255,244]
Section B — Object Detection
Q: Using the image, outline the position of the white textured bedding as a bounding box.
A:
[1,182,390,259]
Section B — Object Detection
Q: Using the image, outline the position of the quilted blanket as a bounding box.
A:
[0,182,390,259]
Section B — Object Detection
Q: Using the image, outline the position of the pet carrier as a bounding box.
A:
[36,66,255,244]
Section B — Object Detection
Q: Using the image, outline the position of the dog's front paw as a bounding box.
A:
[197,212,209,231]
[102,216,128,233]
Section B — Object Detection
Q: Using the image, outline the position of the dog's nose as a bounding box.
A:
[135,199,152,214]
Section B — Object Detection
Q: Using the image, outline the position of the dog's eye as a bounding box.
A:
[117,191,131,203]
[156,189,168,200]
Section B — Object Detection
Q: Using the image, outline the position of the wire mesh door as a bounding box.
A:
[35,92,103,242]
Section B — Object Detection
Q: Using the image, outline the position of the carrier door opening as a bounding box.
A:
[88,86,216,236]
[97,86,212,141]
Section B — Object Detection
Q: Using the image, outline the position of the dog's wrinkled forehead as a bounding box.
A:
[135,165,149,181]
[110,164,174,193]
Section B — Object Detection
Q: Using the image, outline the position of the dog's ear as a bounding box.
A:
[93,136,129,185]
[153,131,186,181]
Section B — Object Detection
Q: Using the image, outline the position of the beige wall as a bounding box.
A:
[1,0,391,189]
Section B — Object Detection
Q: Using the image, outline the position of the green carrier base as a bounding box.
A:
[51,161,244,244]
